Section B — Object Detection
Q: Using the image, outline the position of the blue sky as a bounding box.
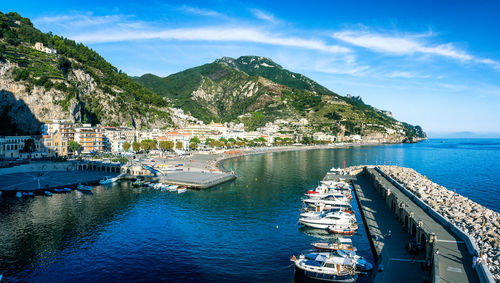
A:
[3,0,500,136]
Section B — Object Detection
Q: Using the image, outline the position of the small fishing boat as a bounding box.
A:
[177,186,187,194]
[99,176,117,185]
[77,184,92,192]
[63,187,72,192]
[54,188,63,193]
[44,191,53,197]
[16,192,22,198]
[168,185,179,192]
[328,223,358,235]
[312,238,356,252]
[293,253,358,282]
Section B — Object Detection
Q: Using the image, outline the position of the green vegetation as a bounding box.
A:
[68,141,81,155]
[0,12,171,129]
[132,141,141,152]
[122,142,130,152]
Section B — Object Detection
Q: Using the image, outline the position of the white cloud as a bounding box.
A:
[333,30,499,67]
[34,13,132,27]
[71,26,351,54]
[178,6,223,17]
[250,9,277,23]
[386,71,431,79]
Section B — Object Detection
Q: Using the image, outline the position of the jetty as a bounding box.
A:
[159,171,236,190]
[349,165,496,283]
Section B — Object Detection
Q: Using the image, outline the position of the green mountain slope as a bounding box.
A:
[0,12,172,134]
[136,56,425,140]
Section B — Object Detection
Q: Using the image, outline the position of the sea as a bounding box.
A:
[0,138,498,282]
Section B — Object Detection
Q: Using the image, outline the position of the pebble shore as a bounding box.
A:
[374,165,500,280]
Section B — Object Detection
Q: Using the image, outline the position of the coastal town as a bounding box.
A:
[0,115,410,161]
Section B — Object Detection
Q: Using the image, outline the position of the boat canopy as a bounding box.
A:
[338,238,353,244]
[305,253,327,262]
[304,259,322,267]
[326,256,353,265]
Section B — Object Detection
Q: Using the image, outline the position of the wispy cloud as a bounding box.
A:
[34,13,134,27]
[72,26,351,54]
[250,9,278,23]
[386,71,431,79]
[178,6,223,17]
[333,30,500,68]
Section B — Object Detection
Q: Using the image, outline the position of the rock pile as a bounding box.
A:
[378,165,500,280]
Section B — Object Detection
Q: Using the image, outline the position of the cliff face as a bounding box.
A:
[0,12,176,134]
[0,60,174,134]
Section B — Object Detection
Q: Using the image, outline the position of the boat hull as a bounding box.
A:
[294,265,357,283]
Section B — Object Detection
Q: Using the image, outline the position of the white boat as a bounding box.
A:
[303,197,352,210]
[312,238,356,252]
[177,187,187,194]
[327,223,358,235]
[305,192,350,202]
[16,192,22,198]
[168,185,178,192]
[44,191,53,196]
[99,176,118,185]
[293,253,358,282]
[300,209,356,221]
[77,184,92,192]
[299,210,356,229]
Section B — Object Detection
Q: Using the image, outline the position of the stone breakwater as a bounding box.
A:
[377,165,500,280]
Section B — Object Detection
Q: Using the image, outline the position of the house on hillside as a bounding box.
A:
[34,42,57,54]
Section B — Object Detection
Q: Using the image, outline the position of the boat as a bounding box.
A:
[312,238,356,252]
[305,192,351,202]
[44,191,53,197]
[77,184,92,192]
[16,192,22,198]
[328,223,358,235]
[293,253,358,282]
[299,211,357,229]
[0,191,2,197]
[168,185,179,192]
[177,186,187,194]
[132,180,143,187]
[54,188,63,193]
[303,198,352,211]
[99,176,118,185]
[300,209,356,221]
[63,187,72,192]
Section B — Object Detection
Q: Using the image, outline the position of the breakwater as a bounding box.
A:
[376,165,499,281]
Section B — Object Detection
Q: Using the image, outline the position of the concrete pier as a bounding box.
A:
[159,172,236,189]
[353,167,481,283]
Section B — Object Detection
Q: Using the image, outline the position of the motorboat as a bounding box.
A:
[63,187,71,192]
[77,184,92,192]
[293,253,358,282]
[22,192,35,197]
[177,186,187,194]
[312,238,356,252]
[168,185,179,192]
[99,176,118,185]
[330,167,347,175]
[16,192,22,198]
[299,210,357,229]
[300,209,356,221]
[303,197,352,211]
[132,180,143,187]
[54,188,63,193]
[305,192,351,202]
[328,223,358,235]
[44,191,53,197]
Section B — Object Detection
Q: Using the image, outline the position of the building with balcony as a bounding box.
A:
[74,125,104,153]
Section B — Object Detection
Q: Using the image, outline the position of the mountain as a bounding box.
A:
[0,12,174,135]
[136,56,426,141]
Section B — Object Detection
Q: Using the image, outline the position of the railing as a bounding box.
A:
[374,167,495,283]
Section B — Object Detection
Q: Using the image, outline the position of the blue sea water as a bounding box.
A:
[0,138,498,282]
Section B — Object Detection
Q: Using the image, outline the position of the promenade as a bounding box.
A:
[356,168,480,283]
[354,173,426,283]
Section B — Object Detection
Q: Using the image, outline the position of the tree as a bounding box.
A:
[190,136,200,144]
[122,142,130,152]
[57,56,72,75]
[159,140,174,151]
[228,138,237,143]
[69,141,81,155]
[189,142,197,150]
[132,141,141,152]
[176,141,183,150]
[21,138,36,159]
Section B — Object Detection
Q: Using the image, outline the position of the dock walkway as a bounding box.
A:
[159,172,236,189]
[354,173,426,283]
[358,168,479,283]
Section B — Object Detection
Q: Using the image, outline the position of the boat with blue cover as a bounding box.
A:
[293,253,358,282]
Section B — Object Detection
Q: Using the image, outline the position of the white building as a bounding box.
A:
[34,42,57,54]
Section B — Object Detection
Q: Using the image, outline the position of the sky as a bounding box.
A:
[3,0,500,137]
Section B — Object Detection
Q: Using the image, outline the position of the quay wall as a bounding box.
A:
[374,167,495,283]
